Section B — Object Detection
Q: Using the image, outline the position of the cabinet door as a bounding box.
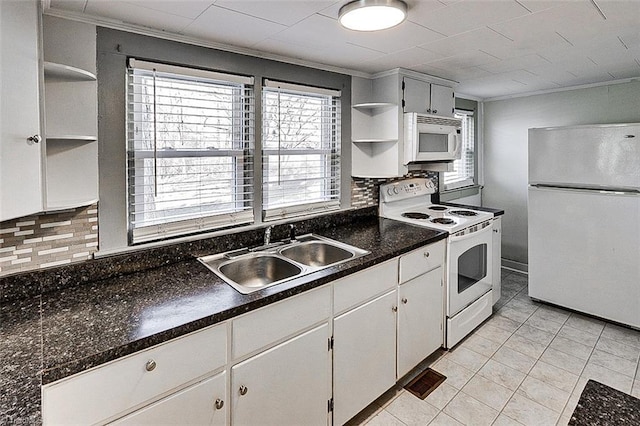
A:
[231,324,330,426]
[430,84,454,117]
[402,77,430,114]
[0,0,43,221]
[397,267,443,378]
[111,372,227,426]
[492,217,502,304]
[333,290,397,425]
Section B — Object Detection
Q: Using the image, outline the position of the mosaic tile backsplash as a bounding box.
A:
[0,173,436,277]
[0,205,98,277]
[350,171,437,208]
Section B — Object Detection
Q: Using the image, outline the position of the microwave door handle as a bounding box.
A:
[453,134,462,159]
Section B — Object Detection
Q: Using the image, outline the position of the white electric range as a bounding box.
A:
[380,178,494,348]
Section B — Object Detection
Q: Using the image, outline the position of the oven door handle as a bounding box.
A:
[449,223,493,242]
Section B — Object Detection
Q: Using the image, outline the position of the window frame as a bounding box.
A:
[442,107,478,193]
[261,79,342,221]
[126,59,255,244]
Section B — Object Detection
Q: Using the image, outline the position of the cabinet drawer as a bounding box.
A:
[399,240,444,284]
[111,372,227,426]
[333,258,397,314]
[232,285,330,359]
[42,323,227,425]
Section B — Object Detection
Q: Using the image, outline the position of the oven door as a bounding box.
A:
[447,222,493,317]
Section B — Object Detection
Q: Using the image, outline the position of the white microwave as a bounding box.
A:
[403,113,462,164]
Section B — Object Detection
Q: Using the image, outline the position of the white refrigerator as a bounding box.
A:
[528,123,640,328]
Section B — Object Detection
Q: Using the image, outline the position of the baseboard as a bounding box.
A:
[502,258,528,274]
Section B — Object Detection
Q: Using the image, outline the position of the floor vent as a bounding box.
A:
[404,368,446,400]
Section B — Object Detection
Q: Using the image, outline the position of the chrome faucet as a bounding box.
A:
[264,226,273,246]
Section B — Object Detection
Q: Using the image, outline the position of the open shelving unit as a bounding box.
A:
[351,78,406,177]
[42,17,98,211]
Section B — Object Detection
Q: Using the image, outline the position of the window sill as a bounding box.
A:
[439,185,481,202]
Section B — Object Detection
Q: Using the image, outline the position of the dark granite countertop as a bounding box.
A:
[1,215,447,424]
[570,379,640,425]
[441,202,505,216]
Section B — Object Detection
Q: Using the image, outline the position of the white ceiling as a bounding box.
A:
[47,0,640,99]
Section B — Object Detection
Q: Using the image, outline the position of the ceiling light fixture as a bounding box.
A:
[338,0,408,32]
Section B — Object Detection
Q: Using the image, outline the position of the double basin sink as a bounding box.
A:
[198,234,369,294]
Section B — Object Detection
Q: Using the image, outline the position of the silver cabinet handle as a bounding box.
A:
[215,398,224,410]
[392,306,398,312]
[432,109,438,114]
[423,252,430,258]
[239,385,248,396]
[27,134,41,144]
[402,298,408,304]
[145,359,156,372]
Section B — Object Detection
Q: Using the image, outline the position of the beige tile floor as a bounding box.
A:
[346,269,640,426]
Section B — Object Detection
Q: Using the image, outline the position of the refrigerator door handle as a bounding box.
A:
[529,184,640,196]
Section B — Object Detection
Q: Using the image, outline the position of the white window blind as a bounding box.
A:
[262,80,341,220]
[127,60,255,243]
[443,110,475,190]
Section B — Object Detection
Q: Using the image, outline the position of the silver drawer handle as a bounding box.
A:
[392,306,398,312]
[402,298,408,304]
[215,398,224,410]
[424,252,430,258]
[145,359,156,372]
[239,385,248,396]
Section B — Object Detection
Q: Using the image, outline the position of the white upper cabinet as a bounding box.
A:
[403,77,454,117]
[351,70,456,178]
[429,84,455,117]
[402,77,431,115]
[0,0,43,221]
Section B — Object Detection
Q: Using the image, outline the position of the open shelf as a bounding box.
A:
[47,135,97,143]
[44,61,96,81]
[352,102,397,109]
[353,138,398,143]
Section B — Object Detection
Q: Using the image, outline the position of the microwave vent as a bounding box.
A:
[416,115,461,127]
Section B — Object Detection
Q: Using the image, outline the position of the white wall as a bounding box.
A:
[483,80,640,267]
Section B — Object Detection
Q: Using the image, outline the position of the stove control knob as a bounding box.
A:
[387,188,394,196]
[393,187,400,194]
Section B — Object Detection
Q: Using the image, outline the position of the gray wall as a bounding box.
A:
[97,28,351,252]
[483,81,640,268]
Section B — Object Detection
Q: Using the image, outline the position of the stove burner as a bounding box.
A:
[428,206,448,211]
[451,210,478,217]
[431,218,456,225]
[402,212,430,220]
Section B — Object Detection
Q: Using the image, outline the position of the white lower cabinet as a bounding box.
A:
[231,324,331,426]
[112,372,227,425]
[42,323,227,425]
[397,267,443,378]
[42,243,448,426]
[333,291,397,426]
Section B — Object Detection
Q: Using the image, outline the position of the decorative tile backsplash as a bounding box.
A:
[0,173,437,277]
[351,171,437,208]
[0,205,98,277]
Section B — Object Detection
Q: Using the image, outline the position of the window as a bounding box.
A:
[262,80,341,220]
[127,60,254,244]
[443,109,475,190]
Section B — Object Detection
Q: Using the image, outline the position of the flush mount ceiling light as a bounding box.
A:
[339,0,408,32]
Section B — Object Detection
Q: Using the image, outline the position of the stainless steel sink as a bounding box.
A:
[218,254,302,289]
[280,241,354,267]
[198,234,369,294]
